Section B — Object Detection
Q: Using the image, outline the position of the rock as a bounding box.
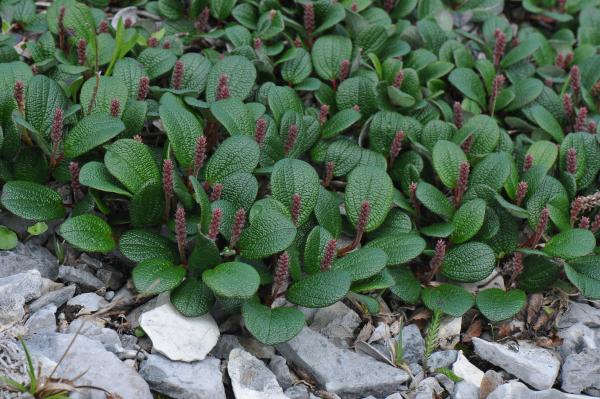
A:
[284,385,310,399]
[309,302,361,347]
[139,353,225,399]
[40,278,63,295]
[401,324,425,364]
[270,355,295,389]
[427,350,458,372]
[384,394,403,399]
[487,381,595,399]
[25,304,56,334]
[0,241,58,279]
[96,268,125,290]
[211,334,242,359]
[0,270,43,302]
[28,284,76,313]
[452,381,479,399]
[414,377,444,399]
[435,373,455,393]
[479,370,504,399]
[25,332,152,399]
[277,327,409,398]
[58,265,104,290]
[561,349,600,394]
[67,293,109,313]
[452,351,484,387]
[120,334,138,350]
[240,336,276,359]
[78,253,104,270]
[438,317,462,349]
[67,318,122,352]
[228,348,287,399]
[0,295,25,329]
[140,302,219,362]
[104,290,115,301]
[557,302,600,330]
[558,323,599,359]
[472,337,560,391]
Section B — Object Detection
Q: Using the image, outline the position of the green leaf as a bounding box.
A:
[331,247,388,281]
[448,68,486,107]
[416,182,455,220]
[80,76,128,116]
[321,109,361,139]
[138,48,177,79]
[79,161,131,197]
[311,35,353,81]
[220,172,258,210]
[517,255,559,292]
[242,302,305,345]
[159,94,203,168]
[132,259,185,294]
[239,210,297,259]
[0,225,17,250]
[336,76,378,117]
[170,53,211,95]
[27,222,48,236]
[565,256,600,299]
[1,181,65,221]
[530,105,564,143]
[63,114,125,158]
[205,136,260,183]
[345,166,393,232]
[454,115,499,157]
[314,187,342,238]
[422,284,474,317]
[352,268,396,292]
[202,261,260,299]
[304,226,334,274]
[286,270,352,308]
[210,0,236,19]
[59,214,115,253]
[451,199,486,243]
[500,38,540,68]
[543,229,596,259]
[170,278,215,317]
[526,140,557,174]
[476,288,526,322]
[441,242,496,282]
[210,98,255,136]
[104,139,161,194]
[25,75,66,138]
[206,55,256,102]
[271,159,320,226]
[282,48,312,86]
[268,86,303,124]
[432,140,467,189]
[389,266,421,304]
[119,229,178,263]
[364,233,426,265]
[129,182,165,227]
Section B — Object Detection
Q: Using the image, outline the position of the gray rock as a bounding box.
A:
[67,318,122,352]
[277,327,409,398]
[402,324,425,364]
[58,265,104,290]
[25,304,56,334]
[0,294,25,329]
[427,350,458,371]
[104,290,115,301]
[284,385,310,399]
[139,353,225,399]
[415,377,444,399]
[28,284,76,313]
[479,370,504,399]
[25,332,152,399]
[309,302,361,347]
[557,302,600,330]
[561,349,600,394]
[452,351,484,387]
[452,381,479,399]
[96,268,125,290]
[558,323,599,359]
[487,381,596,399]
[211,334,242,359]
[438,317,462,349]
[0,270,43,302]
[228,348,287,399]
[240,336,276,359]
[67,293,109,313]
[78,253,104,270]
[435,373,455,393]
[0,241,58,279]
[384,394,403,399]
[270,355,294,389]
[120,334,138,350]
[472,337,560,390]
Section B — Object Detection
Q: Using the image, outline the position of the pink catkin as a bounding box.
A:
[284,124,299,156]
[319,104,330,125]
[453,102,463,129]
[172,60,184,90]
[14,81,24,113]
[162,41,171,49]
[124,17,133,28]
[515,181,528,206]
[193,136,207,177]
[322,161,334,187]
[409,182,419,211]
[592,81,600,98]
[461,135,474,154]
[133,135,143,143]
[255,119,267,146]
[591,214,600,233]
[579,216,590,230]
[254,38,262,50]
[588,120,597,134]
[208,208,222,241]
[147,37,158,47]
[384,0,395,12]
[338,59,350,81]
[563,93,574,119]
[69,162,83,200]
[303,3,315,38]
[393,70,404,89]
[355,201,371,239]
[162,159,174,202]
[566,148,577,174]
[351,3,358,11]
[320,239,337,271]
[530,208,550,246]
[110,99,121,117]
[491,75,505,103]
[196,7,210,32]
[453,161,470,207]
[77,39,86,65]
[274,252,290,296]
[229,208,246,248]
[389,130,404,167]
[555,53,565,69]
[428,239,446,278]
[291,193,302,225]
[216,74,230,100]
[570,65,581,100]
[137,76,150,101]
[523,154,534,173]
[175,206,187,262]
[98,20,109,33]
[51,108,64,151]
[574,107,588,132]
[210,183,223,201]
[493,29,506,66]
[570,197,583,226]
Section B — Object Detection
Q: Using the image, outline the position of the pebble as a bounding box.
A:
[0,295,25,329]
[452,381,479,399]
[557,301,600,329]
[487,381,596,399]
[28,284,76,313]
[309,302,361,347]
[452,351,484,387]
[472,337,560,391]
[0,241,58,279]
[24,304,57,334]
[269,355,295,389]
[414,377,444,399]
[0,270,43,302]
[438,317,462,349]
[427,350,458,372]
[228,348,287,399]
[67,292,109,313]
[140,302,219,362]
[561,349,600,394]
[401,324,425,364]
[58,265,104,290]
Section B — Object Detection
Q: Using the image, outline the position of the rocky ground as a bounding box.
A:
[1,213,600,399]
